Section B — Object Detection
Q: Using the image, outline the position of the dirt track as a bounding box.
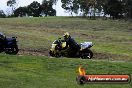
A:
[18,48,131,61]
[18,49,49,56]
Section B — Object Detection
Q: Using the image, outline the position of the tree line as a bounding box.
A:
[0,0,132,19]
[61,0,132,19]
[0,0,57,17]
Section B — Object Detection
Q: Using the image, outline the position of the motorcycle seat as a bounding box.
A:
[6,38,15,42]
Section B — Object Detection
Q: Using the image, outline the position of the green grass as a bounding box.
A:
[0,17,132,61]
[0,17,132,87]
[0,54,132,88]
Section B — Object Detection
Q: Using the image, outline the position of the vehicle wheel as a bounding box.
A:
[49,50,61,58]
[55,53,61,58]
[0,47,3,53]
[5,46,19,55]
[0,49,3,53]
[0,43,4,53]
[81,49,93,59]
[49,50,55,57]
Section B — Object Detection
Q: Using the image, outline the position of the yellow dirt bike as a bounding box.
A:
[49,38,93,59]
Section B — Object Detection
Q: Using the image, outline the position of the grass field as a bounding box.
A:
[0,54,132,88]
[0,17,132,88]
[0,17,132,61]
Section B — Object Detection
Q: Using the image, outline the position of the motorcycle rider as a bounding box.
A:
[63,32,80,57]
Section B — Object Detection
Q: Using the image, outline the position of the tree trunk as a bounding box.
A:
[93,6,96,19]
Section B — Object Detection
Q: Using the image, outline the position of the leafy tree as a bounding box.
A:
[0,10,6,18]
[123,0,132,18]
[61,0,79,16]
[95,0,107,17]
[79,0,104,18]
[78,0,89,16]
[42,0,56,16]
[27,1,42,17]
[14,7,28,17]
[89,0,98,18]
[47,9,56,16]
[100,0,108,17]
[105,0,124,19]
[51,0,58,5]
[51,0,58,12]
[7,0,16,14]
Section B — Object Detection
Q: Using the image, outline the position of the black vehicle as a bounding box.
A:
[0,32,19,54]
[49,38,93,59]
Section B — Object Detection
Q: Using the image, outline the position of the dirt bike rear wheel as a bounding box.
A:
[81,49,93,59]
[5,45,19,55]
